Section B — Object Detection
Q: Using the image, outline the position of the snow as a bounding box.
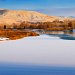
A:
[25,34,61,40]
[0,35,75,67]
[0,37,9,41]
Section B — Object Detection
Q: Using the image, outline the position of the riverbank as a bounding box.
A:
[0,30,39,40]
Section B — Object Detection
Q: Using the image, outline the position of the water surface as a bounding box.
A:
[0,64,75,75]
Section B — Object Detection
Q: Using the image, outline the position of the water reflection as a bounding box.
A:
[33,29,75,40]
[0,29,75,41]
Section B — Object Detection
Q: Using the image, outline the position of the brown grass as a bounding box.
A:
[0,30,39,40]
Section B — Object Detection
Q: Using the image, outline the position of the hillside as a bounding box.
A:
[0,9,75,30]
[0,9,60,25]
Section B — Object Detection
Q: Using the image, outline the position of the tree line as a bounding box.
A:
[0,20,75,31]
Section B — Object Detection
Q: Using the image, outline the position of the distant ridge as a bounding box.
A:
[0,9,75,25]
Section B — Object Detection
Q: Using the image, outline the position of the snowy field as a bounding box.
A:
[0,35,75,67]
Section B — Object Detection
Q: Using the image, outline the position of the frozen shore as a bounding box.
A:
[0,35,75,67]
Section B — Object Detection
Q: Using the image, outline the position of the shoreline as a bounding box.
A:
[0,29,39,40]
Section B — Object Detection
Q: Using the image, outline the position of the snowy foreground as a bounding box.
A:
[0,35,75,67]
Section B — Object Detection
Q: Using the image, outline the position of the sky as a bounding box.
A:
[0,0,75,16]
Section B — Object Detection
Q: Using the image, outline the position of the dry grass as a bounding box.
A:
[0,30,39,40]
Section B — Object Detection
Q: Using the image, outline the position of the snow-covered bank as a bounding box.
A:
[25,34,61,40]
[0,37,9,41]
[0,35,75,67]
